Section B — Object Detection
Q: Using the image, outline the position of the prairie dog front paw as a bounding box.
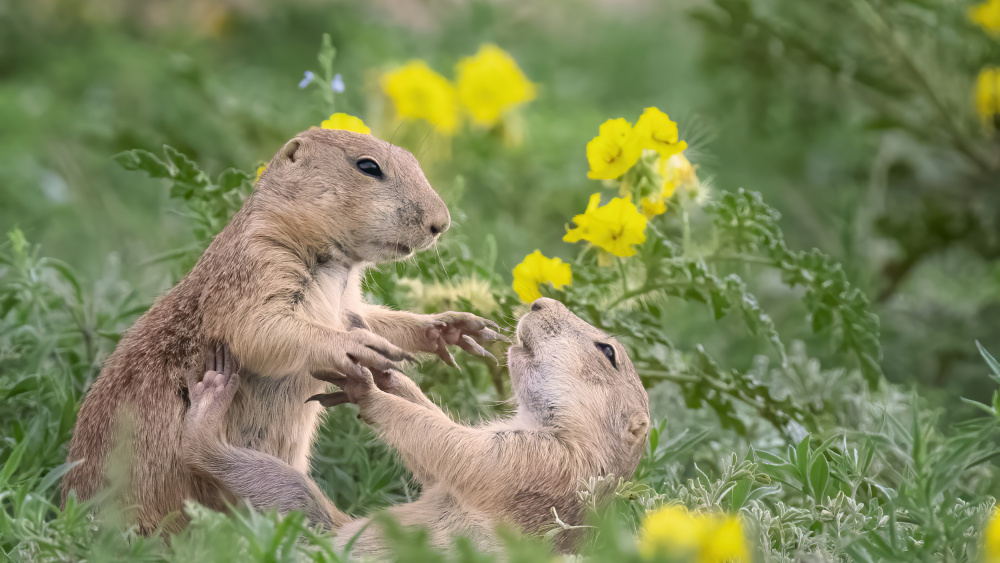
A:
[422,312,507,366]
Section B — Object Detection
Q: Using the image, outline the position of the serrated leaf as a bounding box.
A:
[811,306,833,332]
[113,149,172,178]
[710,290,729,319]
[217,168,250,193]
[170,182,196,200]
[684,287,707,304]
[163,146,208,186]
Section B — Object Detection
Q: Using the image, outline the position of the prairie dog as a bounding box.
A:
[183,298,650,555]
[63,128,502,533]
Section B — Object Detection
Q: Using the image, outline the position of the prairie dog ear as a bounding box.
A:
[627,411,650,446]
[281,138,305,163]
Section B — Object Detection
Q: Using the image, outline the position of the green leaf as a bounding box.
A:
[38,460,82,493]
[113,149,172,178]
[0,439,27,485]
[976,340,1000,384]
[811,306,833,332]
[1,376,39,400]
[808,452,829,500]
[163,145,208,186]
[41,257,82,304]
[217,168,250,193]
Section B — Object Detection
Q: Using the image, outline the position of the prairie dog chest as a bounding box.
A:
[299,261,364,329]
[224,370,327,473]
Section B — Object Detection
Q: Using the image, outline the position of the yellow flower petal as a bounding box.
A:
[970,0,1000,35]
[641,195,667,218]
[586,118,643,180]
[976,67,1000,127]
[984,508,1000,563]
[657,152,699,199]
[320,113,371,135]
[381,61,459,134]
[456,45,536,127]
[634,107,688,158]
[563,193,647,258]
[700,515,750,563]
[512,250,572,303]
[639,506,706,560]
[255,164,266,182]
[639,506,749,563]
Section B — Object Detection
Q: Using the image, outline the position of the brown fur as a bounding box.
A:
[183,298,650,556]
[63,128,501,533]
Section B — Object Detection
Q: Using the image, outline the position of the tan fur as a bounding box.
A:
[183,298,651,556]
[62,128,498,534]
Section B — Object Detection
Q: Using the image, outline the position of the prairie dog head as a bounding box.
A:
[507,298,650,474]
[255,128,450,263]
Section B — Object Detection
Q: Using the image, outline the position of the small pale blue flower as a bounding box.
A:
[299,71,315,89]
[331,74,345,93]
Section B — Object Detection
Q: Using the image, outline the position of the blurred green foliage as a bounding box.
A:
[2,0,999,561]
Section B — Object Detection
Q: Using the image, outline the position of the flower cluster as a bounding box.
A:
[569,107,695,255]
[381,44,535,135]
[970,0,1000,36]
[639,505,749,563]
[586,107,686,180]
[511,107,699,302]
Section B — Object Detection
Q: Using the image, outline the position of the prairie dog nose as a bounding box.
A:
[427,204,451,236]
[530,297,560,312]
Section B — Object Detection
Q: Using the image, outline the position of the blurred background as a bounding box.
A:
[2,0,998,403]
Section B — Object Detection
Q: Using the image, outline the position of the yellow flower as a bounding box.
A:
[976,67,1000,127]
[634,107,687,158]
[970,0,1000,36]
[564,193,647,258]
[320,113,371,134]
[381,61,459,134]
[255,164,266,183]
[984,508,1000,563]
[701,515,750,563]
[586,118,643,180]
[512,250,572,303]
[456,45,536,127]
[641,195,667,218]
[639,505,749,563]
[659,153,700,198]
[639,506,706,560]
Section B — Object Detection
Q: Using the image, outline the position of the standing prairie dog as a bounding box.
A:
[63,128,502,534]
[183,298,651,556]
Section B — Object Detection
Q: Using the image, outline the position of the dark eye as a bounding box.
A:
[595,342,617,369]
[357,158,383,178]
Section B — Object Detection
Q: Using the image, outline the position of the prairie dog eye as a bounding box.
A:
[595,342,617,369]
[356,158,383,178]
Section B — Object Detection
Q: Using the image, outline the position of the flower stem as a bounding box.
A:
[681,191,693,257]
[705,253,778,267]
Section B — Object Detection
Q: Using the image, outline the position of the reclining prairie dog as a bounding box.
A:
[63,128,502,533]
[183,298,651,556]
